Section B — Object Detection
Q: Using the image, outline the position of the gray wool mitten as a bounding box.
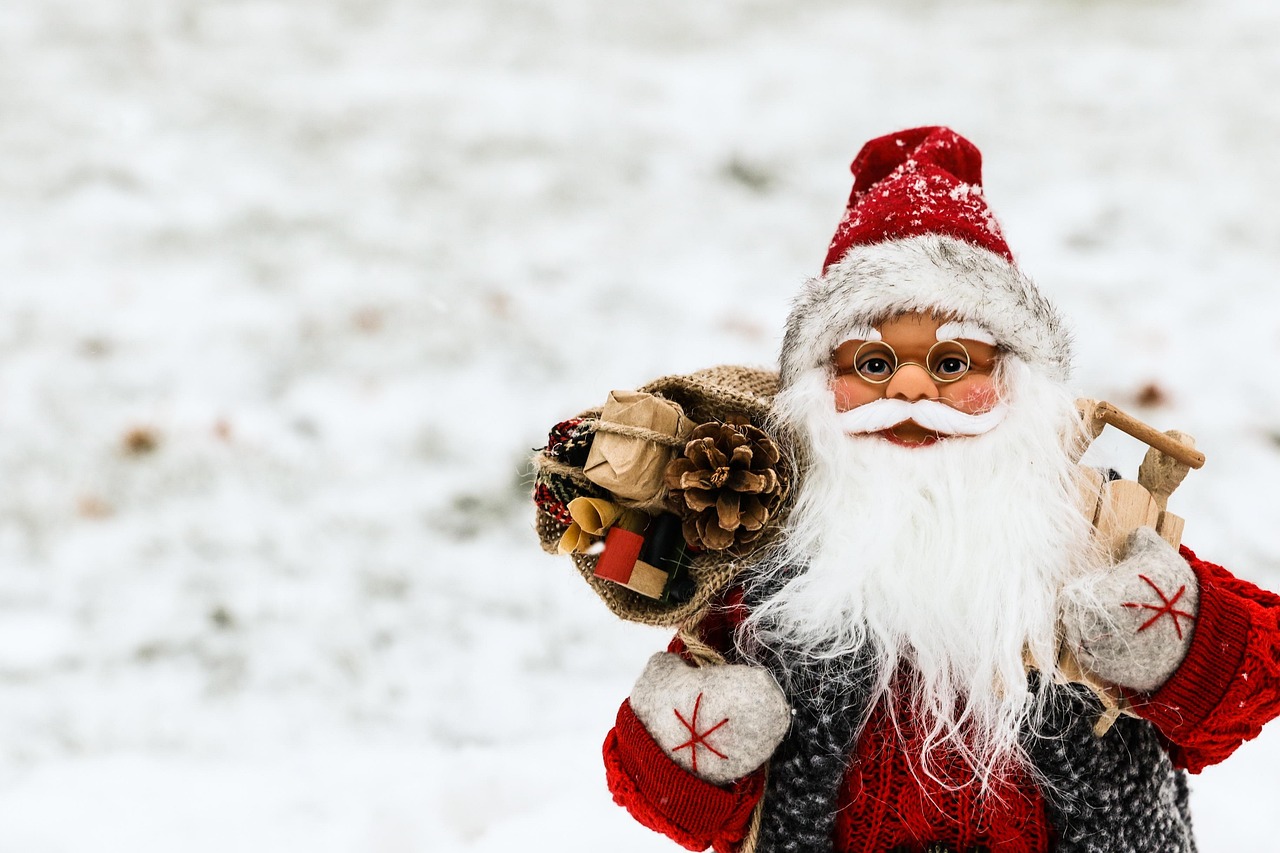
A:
[629,652,791,785]
[1061,526,1200,694]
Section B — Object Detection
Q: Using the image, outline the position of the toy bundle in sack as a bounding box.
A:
[530,127,1280,853]
[532,366,789,628]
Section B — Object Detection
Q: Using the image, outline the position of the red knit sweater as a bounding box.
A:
[603,547,1280,852]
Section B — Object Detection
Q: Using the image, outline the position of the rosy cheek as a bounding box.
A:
[943,378,1000,414]
[832,375,881,413]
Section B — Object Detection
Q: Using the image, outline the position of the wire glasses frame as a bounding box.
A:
[844,339,975,385]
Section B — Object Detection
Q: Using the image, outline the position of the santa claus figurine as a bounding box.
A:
[536,127,1280,853]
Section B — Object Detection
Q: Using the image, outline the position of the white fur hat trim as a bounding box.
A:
[780,234,1073,387]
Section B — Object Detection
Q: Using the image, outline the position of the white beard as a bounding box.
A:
[743,359,1100,788]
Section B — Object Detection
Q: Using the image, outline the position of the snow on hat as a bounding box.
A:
[780,126,1072,387]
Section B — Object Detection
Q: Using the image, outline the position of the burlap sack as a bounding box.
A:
[533,365,786,627]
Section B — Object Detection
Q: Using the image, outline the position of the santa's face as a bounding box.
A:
[748,311,1098,785]
[830,312,1002,447]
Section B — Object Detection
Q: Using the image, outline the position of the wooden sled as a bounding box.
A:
[1073,399,1204,560]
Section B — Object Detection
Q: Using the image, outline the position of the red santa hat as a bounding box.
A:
[781,126,1072,387]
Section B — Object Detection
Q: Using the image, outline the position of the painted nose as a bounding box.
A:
[885,362,939,402]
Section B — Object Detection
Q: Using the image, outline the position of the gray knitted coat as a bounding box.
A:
[743,582,1197,853]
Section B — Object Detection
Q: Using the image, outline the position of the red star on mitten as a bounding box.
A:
[671,693,730,774]
[628,652,791,785]
[1062,527,1200,694]
[1123,574,1196,640]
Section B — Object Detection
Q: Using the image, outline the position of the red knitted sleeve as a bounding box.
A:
[604,700,765,852]
[603,590,762,851]
[1133,546,1280,773]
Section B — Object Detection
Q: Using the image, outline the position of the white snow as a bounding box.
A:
[2,0,1280,850]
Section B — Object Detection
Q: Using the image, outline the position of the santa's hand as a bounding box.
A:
[1062,526,1200,694]
[628,652,790,785]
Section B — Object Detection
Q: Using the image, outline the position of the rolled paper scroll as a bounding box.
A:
[569,496,622,534]
[557,497,625,554]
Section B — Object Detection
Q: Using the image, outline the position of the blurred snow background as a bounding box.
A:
[0,0,1279,849]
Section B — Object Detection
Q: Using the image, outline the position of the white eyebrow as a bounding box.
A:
[936,321,996,345]
[836,324,881,346]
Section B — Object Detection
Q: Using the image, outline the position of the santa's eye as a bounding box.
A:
[928,342,971,382]
[856,355,896,381]
[859,357,892,374]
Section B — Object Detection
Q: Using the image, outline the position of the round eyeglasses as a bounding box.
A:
[842,339,975,385]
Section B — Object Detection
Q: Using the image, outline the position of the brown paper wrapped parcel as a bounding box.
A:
[584,390,690,509]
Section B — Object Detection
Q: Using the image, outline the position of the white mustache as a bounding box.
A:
[835,398,1009,437]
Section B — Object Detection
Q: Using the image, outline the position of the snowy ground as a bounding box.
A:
[1,0,1279,850]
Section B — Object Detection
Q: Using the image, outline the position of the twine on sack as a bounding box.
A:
[741,783,766,853]
[593,419,687,448]
[533,456,597,490]
[676,623,726,668]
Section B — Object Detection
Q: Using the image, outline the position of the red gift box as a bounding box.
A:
[593,522,670,600]
[594,526,645,583]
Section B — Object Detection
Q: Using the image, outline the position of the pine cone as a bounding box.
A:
[664,418,787,552]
